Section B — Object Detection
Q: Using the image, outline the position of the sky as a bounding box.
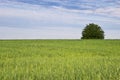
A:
[0,0,120,39]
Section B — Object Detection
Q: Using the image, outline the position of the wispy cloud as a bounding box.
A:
[0,1,119,24]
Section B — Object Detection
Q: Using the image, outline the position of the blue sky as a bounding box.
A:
[0,0,120,39]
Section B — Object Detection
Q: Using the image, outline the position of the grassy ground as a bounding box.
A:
[0,40,120,80]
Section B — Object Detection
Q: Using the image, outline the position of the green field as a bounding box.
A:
[0,40,120,80]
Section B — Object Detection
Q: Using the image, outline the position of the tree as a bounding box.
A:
[81,23,104,39]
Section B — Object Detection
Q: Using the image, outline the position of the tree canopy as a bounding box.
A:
[81,23,104,39]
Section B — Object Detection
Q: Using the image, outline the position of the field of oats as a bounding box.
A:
[0,40,120,80]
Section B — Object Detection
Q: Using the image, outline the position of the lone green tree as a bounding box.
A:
[81,23,104,39]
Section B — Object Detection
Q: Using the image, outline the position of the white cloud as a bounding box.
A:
[95,7,120,17]
[0,3,95,29]
[0,1,120,24]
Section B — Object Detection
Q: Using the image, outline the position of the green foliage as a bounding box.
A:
[81,23,104,39]
[0,40,120,80]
